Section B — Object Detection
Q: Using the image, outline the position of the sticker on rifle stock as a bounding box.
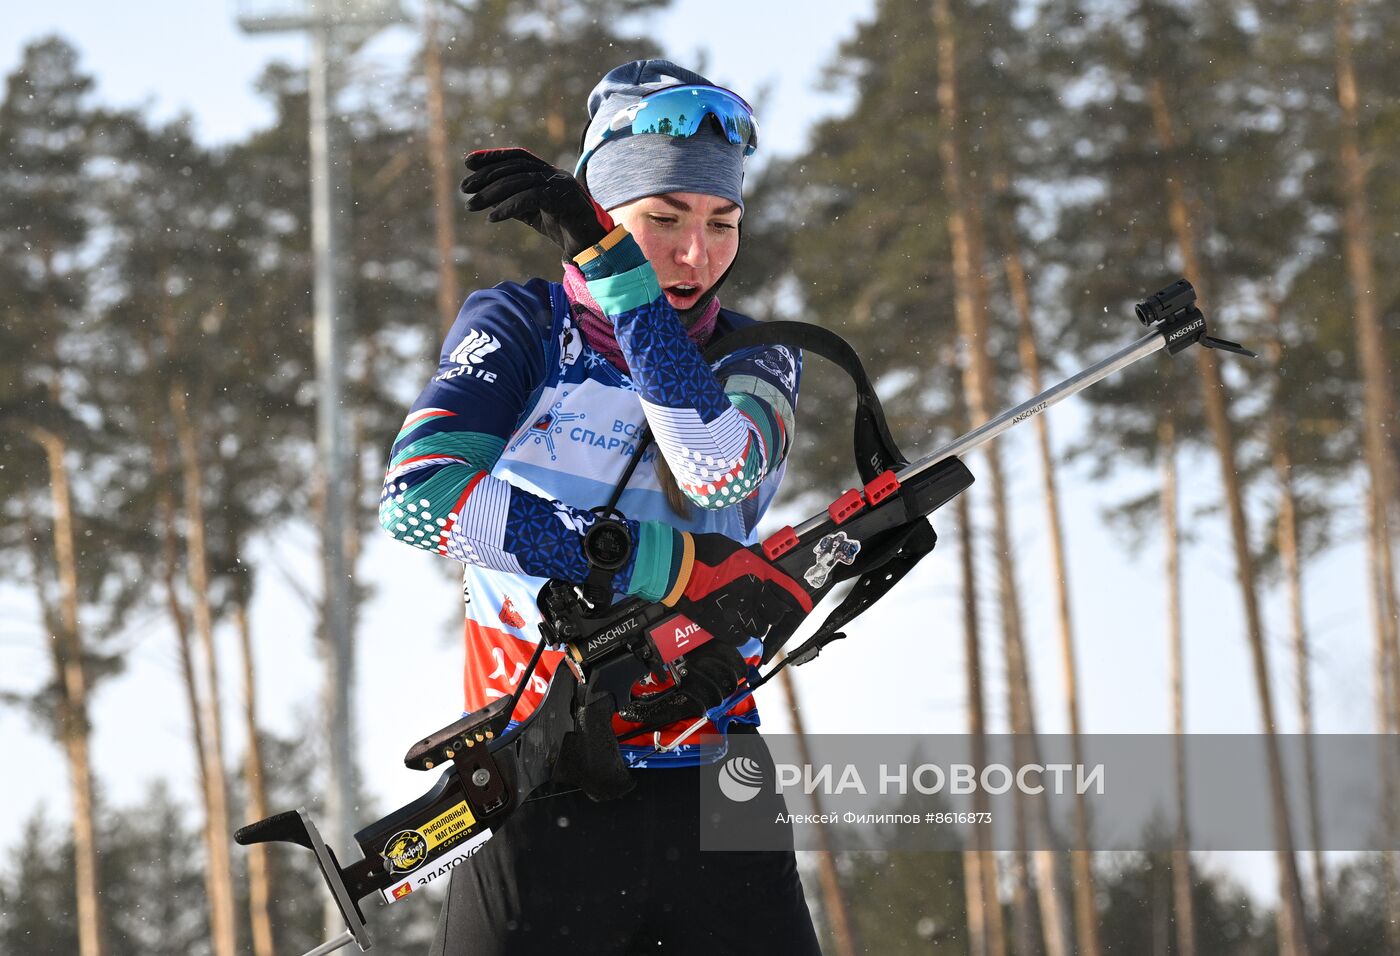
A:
[804,532,861,589]
[380,800,478,875]
[649,613,711,664]
[380,828,494,904]
[382,830,428,874]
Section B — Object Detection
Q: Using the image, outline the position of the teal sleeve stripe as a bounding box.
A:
[578,232,649,280]
[728,392,783,466]
[395,414,445,445]
[724,374,796,446]
[391,431,505,470]
[379,466,478,550]
[627,520,679,602]
[588,264,664,316]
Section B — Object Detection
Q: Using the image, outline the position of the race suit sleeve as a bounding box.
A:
[379,282,657,593]
[572,226,798,512]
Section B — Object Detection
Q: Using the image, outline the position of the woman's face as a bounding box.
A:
[607,192,741,311]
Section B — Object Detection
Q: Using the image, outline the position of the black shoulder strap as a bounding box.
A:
[701,320,907,484]
[702,321,944,676]
[607,319,907,503]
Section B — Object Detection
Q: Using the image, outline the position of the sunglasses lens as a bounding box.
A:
[575,85,759,176]
[631,87,758,151]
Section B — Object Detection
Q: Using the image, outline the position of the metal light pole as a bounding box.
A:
[235,0,402,941]
[308,14,356,944]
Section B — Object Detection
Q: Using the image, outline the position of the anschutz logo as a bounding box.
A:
[586,618,637,653]
[1011,401,1049,425]
[1166,317,1204,342]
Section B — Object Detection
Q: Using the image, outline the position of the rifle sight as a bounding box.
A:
[1135,278,1196,326]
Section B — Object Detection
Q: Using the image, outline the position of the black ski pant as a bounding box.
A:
[427,727,823,955]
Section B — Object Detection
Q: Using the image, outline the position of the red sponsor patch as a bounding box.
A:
[392,883,414,900]
[647,613,713,663]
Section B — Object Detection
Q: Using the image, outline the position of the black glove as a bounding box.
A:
[619,641,750,726]
[553,693,636,802]
[461,148,615,258]
[667,532,814,654]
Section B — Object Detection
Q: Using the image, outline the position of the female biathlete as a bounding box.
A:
[380,58,823,955]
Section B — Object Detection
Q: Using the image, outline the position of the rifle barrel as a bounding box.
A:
[792,326,1166,538]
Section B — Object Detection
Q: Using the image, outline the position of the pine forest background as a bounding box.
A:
[2,0,1399,953]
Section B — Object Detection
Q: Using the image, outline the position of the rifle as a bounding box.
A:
[236,278,1250,955]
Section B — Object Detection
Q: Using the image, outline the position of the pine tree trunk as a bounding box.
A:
[1161,418,1198,956]
[1375,658,1400,956]
[957,498,991,956]
[236,599,276,956]
[1152,855,1171,955]
[962,848,988,956]
[1334,0,1400,656]
[1028,841,1068,956]
[31,426,107,956]
[776,667,858,956]
[423,0,460,336]
[1333,5,1400,942]
[1147,72,1312,956]
[170,383,240,956]
[1008,849,1037,956]
[151,430,218,940]
[1266,305,1329,935]
[957,492,1007,956]
[1001,206,1103,956]
[1370,483,1400,954]
[541,0,569,149]
[932,3,1072,952]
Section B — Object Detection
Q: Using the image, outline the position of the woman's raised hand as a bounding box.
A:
[461,148,615,258]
